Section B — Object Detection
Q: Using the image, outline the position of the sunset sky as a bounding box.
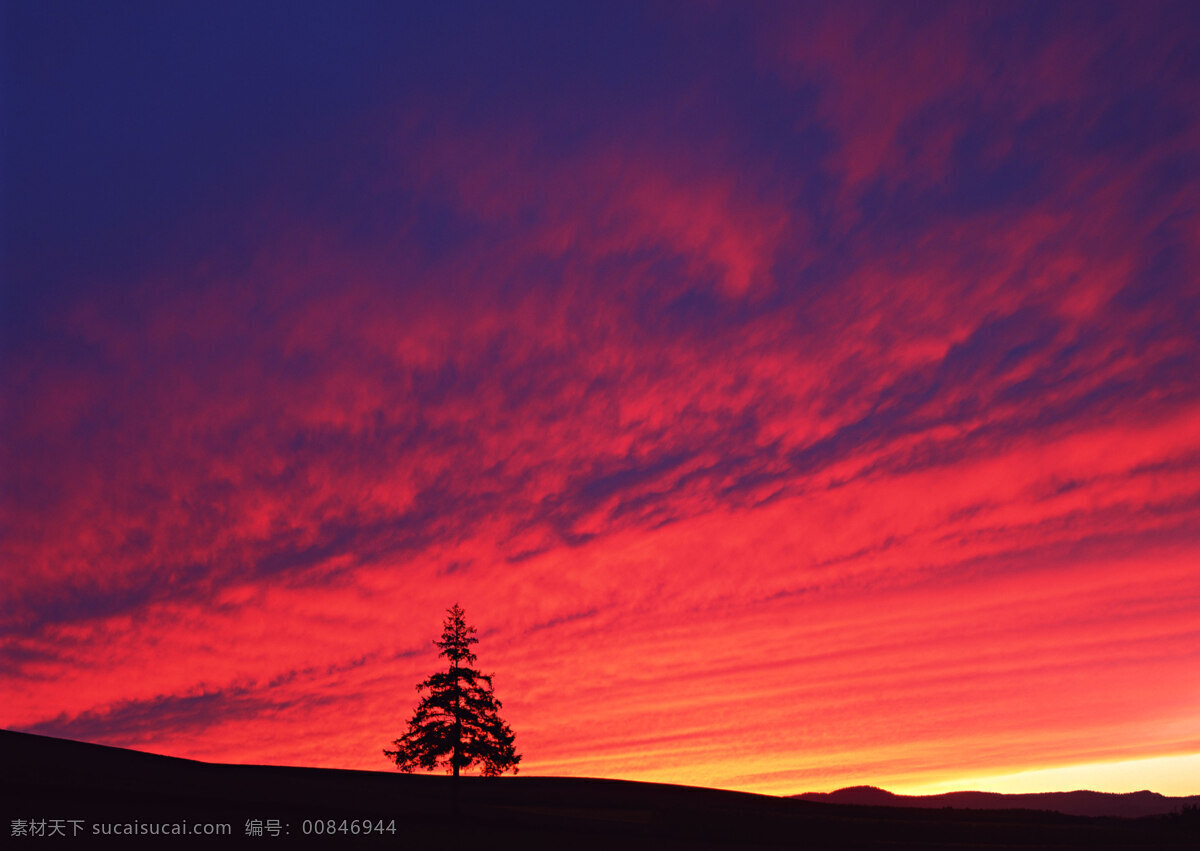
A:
[3,1,1199,797]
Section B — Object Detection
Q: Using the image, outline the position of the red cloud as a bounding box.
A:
[4,1,1199,796]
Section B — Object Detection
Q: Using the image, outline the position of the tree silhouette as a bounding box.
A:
[384,604,520,778]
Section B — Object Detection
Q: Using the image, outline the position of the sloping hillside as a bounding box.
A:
[3,730,1196,849]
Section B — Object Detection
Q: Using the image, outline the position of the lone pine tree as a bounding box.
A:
[384,604,520,777]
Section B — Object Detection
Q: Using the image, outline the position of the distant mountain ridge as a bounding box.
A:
[794,785,1200,818]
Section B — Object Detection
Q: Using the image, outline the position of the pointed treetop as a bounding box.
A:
[436,603,478,666]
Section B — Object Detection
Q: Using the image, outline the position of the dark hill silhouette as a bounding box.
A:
[3,730,1197,849]
[796,785,1200,818]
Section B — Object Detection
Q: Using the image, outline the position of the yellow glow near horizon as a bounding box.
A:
[891,753,1200,798]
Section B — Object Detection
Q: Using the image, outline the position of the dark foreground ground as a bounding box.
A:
[4,730,1196,849]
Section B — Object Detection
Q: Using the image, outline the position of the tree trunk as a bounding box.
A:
[452,661,462,818]
[451,765,461,820]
